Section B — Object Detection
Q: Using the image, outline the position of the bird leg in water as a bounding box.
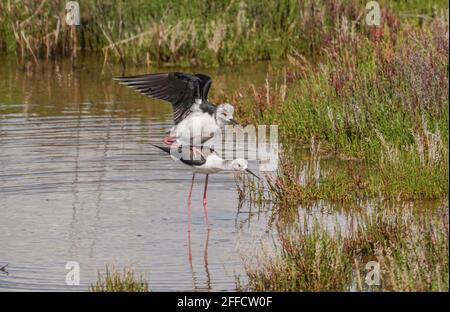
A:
[203,174,211,229]
[187,230,193,268]
[204,229,210,266]
[188,173,195,232]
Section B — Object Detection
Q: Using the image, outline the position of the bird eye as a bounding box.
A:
[223,113,228,117]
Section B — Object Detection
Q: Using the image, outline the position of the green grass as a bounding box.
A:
[239,201,449,291]
[0,0,448,66]
[90,265,149,292]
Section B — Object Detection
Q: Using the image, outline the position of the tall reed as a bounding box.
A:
[1,1,447,66]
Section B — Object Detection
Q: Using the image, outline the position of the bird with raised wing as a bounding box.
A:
[152,143,258,231]
[114,72,239,146]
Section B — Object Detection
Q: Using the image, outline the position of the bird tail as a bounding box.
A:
[151,144,171,154]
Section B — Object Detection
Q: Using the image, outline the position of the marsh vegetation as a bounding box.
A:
[1,0,447,66]
[232,1,449,292]
[0,0,448,292]
[90,265,149,292]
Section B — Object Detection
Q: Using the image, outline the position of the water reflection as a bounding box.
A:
[188,229,211,291]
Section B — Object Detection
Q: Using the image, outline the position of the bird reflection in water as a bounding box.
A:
[188,229,211,291]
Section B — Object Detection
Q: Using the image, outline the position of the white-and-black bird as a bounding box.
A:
[114,72,238,145]
[152,143,259,231]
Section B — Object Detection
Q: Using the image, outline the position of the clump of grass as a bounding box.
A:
[90,265,149,292]
[235,139,368,211]
[1,1,447,66]
[236,172,270,209]
[348,202,449,291]
[240,201,449,291]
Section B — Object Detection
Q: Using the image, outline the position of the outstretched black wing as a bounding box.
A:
[113,72,213,124]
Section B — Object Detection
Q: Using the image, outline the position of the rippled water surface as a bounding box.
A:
[0,57,274,291]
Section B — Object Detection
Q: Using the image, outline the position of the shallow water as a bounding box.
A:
[0,56,274,291]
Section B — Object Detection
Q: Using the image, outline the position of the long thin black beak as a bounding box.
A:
[229,118,240,126]
[245,168,260,180]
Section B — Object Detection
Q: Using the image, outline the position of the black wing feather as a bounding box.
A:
[195,73,212,101]
[114,72,214,124]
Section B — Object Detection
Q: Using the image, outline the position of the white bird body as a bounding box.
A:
[154,144,259,178]
[172,111,225,145]
[191,154,225,174]
[114,72,238,146]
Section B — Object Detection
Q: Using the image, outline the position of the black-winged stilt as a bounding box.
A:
[152,144,259,231]
[113,72,239,145]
